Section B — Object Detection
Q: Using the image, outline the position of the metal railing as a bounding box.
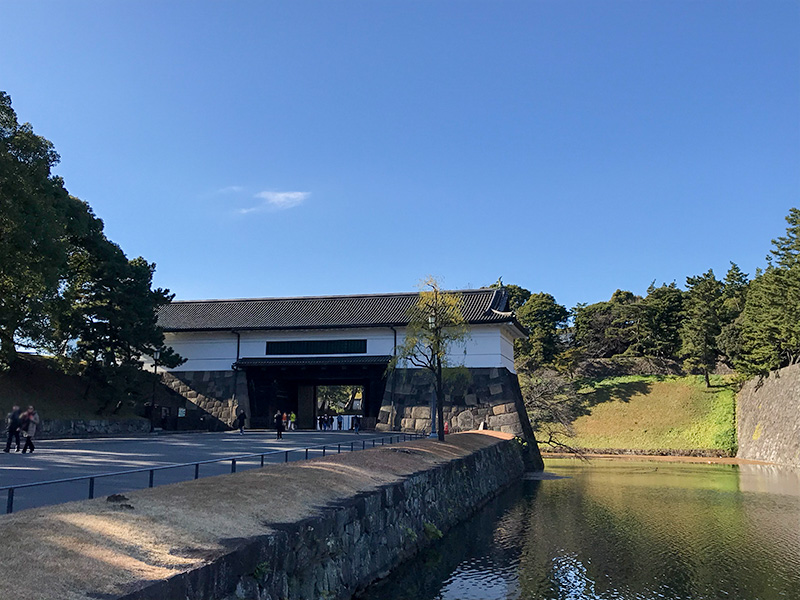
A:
[1,432,426,514]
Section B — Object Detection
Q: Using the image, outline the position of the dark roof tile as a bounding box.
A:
[158,288,519,332]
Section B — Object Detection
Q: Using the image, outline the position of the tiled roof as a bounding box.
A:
[158,288,522,332]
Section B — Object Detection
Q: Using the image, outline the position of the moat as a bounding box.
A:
[361,459,800,600]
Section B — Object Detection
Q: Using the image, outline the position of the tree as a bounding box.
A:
[637,282,684,359]
[680,269,722,386]
[716,263,749,365]
[515,293,569,367]
[0,91,182,389]
[0,91,73,365]
[518,366,587,455]
[573,290,641,359]
[317,385,361,413]
[738,209,800,375]
[390,277,469,441]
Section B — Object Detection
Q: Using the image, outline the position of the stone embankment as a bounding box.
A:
[0,431,525,600]
[39,417,151,439]
[738,364,800,467]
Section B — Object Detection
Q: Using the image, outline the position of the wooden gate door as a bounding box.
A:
[297,384,316,429]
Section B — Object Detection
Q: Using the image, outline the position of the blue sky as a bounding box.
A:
[2,1,798,310]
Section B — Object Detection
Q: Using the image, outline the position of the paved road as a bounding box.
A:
[0,430,406,513]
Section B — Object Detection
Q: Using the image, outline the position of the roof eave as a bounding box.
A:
[162,318,517,334]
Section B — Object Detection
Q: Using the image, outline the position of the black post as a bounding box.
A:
[150,350,161,433]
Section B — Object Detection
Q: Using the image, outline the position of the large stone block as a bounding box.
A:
[491,402,516,416]
[500,424,522,435]
[465,394,478,406]
[489,383,504,396]
[488,413,520,428]
[410,406,430,420]
[414,419,431,432]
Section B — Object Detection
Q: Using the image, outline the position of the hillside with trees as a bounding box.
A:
[498,207,800,453]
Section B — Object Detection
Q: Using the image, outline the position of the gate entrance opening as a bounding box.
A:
[236,356,390,430]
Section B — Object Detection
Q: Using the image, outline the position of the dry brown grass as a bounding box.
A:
[0,431,510,600]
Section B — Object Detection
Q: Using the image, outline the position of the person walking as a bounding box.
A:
[4,405,21,453]
[236,410,246,435]
[353,415,360,434]
[20,406,39,454]
[337,414,343,431]
[274,410,284,440]
[289,411,296,431]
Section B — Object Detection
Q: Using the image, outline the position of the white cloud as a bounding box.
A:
[238,191,310,214]
[216,185,244,194]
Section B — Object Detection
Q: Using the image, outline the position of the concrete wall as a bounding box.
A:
[161,324,518,373]
[737,364,800,467]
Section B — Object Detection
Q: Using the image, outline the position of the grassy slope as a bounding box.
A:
[569,375,737,452]
[0,354,142,420]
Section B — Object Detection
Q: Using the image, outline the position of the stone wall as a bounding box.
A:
[225,434,526,600]
[160,370,249,430]
[377,367,529,437]
[0,433,526,600]
[38,418,150,439]
[737,364,800,467]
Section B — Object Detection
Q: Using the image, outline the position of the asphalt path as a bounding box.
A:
[0,430,401,513]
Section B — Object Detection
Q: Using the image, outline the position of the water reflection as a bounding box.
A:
[359,460,800,600]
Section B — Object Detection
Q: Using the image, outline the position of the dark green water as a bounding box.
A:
[361,459,800,600]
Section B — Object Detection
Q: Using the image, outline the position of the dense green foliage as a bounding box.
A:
[499,209,797,451]
[0,91,181,383]
[498,208,800,383]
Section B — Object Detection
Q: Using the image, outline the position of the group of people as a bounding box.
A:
[4,405,40,454]
[238,409,362,440]
[318,414,360,433]
[271,410,297,439]
[318,414,338,431]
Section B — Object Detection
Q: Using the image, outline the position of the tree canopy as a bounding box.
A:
[0,91,181,381]
[495,208,800,384]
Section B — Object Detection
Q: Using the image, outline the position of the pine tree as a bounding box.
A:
[515,293,569,367]
[738,209,800,375]
[680,270,722,386]
[639,282,684,360]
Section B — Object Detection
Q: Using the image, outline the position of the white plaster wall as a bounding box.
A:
[161,324,515,372]
[238,328,396,359]
[162,332,238,371]
[500,327,517,373]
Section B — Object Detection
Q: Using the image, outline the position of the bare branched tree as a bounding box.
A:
[518,363,589,459]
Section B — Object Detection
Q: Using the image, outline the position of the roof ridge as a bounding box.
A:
[169,288,494,304]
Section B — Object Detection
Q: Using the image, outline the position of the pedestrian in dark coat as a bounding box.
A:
[237,410,246,435]
[4,405,21,453]
[20,406,40,454]
[274,410,284,440]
